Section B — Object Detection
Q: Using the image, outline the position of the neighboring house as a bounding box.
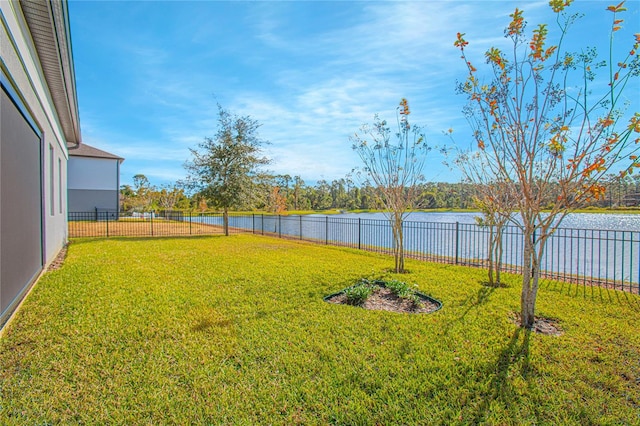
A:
[1,0,81,326]
[68,143,123,215]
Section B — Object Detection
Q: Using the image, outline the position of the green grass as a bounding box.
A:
[1,235,639,425]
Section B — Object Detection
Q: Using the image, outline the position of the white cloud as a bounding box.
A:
[72,0,639,188]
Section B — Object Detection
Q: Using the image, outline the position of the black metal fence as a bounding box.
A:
[68,211,254,237]
[69,211,640,294]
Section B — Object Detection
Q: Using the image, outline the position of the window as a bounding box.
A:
[49,144,54,215]
[58,157,62,214]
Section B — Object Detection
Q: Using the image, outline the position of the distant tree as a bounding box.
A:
[357,183,378,210]
[455,1,639,328]
[120,184,135,212]
[158,182,187,211]
[175,196,192,211]
[351,98,430,273]
[310,180,333,210]
[131,174,155,212]
[292,175,307,211]
[344,175,359,210]
[330,179,348,209]
[266,186,287,214]
[133,174,149,191]
[197,197,208,212]
[276,174,292,203]
[185,104,270,235]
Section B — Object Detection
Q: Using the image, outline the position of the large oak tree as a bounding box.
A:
[185,104,270,235]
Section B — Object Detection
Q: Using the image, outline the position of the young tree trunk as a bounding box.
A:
[495,225,503,285]
[486,222,505,286]
[487,225,495,286]
[223,208,229,236]
[397,224,405,273]
[392,222,399,273]
[391,215,405,273]
[520,230,540,328]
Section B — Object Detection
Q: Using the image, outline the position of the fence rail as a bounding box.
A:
[68,211,640,294]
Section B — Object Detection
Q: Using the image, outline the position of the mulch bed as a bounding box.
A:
[326,286,440,314]
[510,312,563,336]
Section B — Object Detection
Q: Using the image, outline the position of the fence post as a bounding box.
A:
[278,215,282,238]
[325,216,329,245]
[252,214,255,234]
[299,215,303,240]
[106,211,109,237]
[261,214,264,235]
[637,231,640,294]
[455,222,459,265]
[189,211,192,235]
[620,231,631,291]
[358,218,361,250]
[151,211,154,236]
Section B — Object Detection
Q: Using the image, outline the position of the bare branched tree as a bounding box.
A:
[351,99,430,273]
[158,182,185,211]
[455,1,640,328]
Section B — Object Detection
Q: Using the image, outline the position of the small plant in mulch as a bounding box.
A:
[384,279,424,309]
[326,279,441,314]
[343,280,375,306]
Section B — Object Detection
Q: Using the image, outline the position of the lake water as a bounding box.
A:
[324,211,640,232]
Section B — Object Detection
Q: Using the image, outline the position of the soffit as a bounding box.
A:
[20,0,81,144]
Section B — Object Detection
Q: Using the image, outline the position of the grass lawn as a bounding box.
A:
[1,235,639,425]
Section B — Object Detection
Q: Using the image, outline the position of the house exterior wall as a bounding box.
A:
[68,156,118,190]
[68,189,119,212]
[1,2,72,325]
[68,156,120,212]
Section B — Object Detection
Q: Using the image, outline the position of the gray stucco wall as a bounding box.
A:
[68,189,119,212]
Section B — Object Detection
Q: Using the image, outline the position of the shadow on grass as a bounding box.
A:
[479,280,510,288]
[443,284,498,335]
[540,278,640,311]
[191,317,234,332]
[466,326,533,424]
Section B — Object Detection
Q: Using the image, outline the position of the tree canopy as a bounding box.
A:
[185,104,270,235]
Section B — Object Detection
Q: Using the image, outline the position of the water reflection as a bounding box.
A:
[327,212,640,231]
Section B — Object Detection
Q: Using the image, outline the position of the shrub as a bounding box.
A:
[344,281,374,306]
[385,279,413,298]
[406,293,423,309]
[385,279,422,308]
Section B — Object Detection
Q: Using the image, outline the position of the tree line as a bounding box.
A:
[120,172,640,214]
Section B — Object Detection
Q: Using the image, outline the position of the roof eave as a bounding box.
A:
[20,0,81,145]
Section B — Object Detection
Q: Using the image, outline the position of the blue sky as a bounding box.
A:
[69,1,640,187]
